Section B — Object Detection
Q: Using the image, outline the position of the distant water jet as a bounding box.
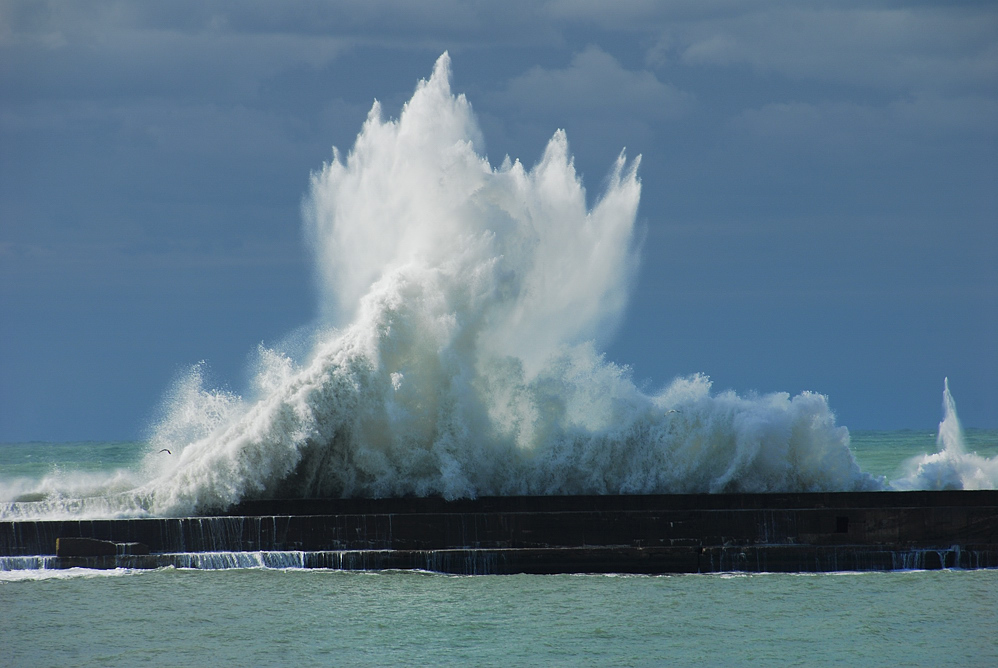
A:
[893,378,998,490]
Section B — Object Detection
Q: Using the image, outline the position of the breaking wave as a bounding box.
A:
[5,53,992,520]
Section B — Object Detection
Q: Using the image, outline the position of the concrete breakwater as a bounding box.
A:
[2,491,997,574]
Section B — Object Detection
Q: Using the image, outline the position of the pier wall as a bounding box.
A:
[2,491,996,574]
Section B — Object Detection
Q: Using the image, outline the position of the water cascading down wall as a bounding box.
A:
[2,491,996,574]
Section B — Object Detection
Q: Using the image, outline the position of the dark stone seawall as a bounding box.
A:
[2,491,997,574]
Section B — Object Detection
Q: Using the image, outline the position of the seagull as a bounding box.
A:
[159,448,172,455]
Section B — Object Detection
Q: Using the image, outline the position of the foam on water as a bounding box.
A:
[2,54,993,520]
[0,566,142,582]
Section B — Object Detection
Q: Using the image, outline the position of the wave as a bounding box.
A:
[4,53,992,520]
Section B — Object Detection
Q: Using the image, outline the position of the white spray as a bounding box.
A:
[3,53,912,519]
[893,378,998,490]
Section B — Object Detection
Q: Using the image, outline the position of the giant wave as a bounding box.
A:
[3,54,994,520]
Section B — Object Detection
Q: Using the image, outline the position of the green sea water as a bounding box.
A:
[3,567,996,667]
[2,432,997,667]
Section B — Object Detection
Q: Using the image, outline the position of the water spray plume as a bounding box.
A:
[12,53,996,520]
[893,378,998,490]
[135,53,881,514]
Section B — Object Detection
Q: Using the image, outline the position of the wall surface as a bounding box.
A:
[2,491,996,573]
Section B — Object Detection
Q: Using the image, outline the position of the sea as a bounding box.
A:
[2,431,997,667]
[4,56,997,665]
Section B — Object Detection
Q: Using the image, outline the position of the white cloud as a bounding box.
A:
[501,46,694,121]
[665,6,998,95]
[539,2,998,96]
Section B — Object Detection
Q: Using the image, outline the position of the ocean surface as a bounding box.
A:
[3,568,996,667]
[3,431,997,667]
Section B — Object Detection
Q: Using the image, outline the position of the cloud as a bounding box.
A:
[0,0,561,55]
[501,46,694,121]
[6,1,995,101]
[660,5,997,96]
[1,13,349,104]
[538,2,998,97]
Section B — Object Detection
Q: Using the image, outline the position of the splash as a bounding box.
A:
[892,379,998,490]
[3,53,890,519]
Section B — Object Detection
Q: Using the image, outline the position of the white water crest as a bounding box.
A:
[892,378,998,490]
[3,53,895,519]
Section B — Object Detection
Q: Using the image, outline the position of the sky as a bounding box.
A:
[1,0,996,442]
